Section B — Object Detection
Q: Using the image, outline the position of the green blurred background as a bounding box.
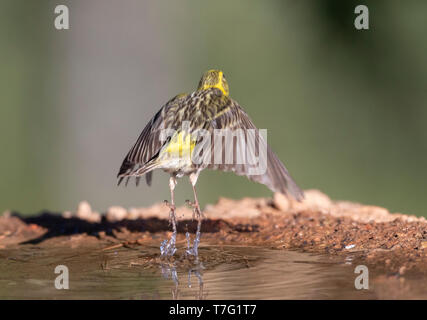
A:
[1,0,426,216]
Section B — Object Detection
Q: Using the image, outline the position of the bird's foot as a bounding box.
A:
[164,199,176,212]
[185,199,205,220]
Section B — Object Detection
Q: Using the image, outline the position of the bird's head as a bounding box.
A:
[197,69,229,96]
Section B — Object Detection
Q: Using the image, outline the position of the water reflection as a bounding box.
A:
[155,247,381,300]
[160,261,206,299]
[1,245,425,299]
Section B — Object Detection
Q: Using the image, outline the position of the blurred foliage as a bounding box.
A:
[0,1,58,213]
[0,0,426,216]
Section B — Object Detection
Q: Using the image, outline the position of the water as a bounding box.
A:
[0,244,424,299]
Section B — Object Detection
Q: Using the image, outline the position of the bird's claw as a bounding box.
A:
[164,200,176,211]
[185,199,204,220]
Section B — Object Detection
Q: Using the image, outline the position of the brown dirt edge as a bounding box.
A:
[1,189,426,275]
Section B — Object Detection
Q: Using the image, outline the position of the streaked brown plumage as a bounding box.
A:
[117,69,303,256]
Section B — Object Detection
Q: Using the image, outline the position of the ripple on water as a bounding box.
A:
[0,245,424,299]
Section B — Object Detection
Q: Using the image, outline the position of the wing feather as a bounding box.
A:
[117,94,187,185]
[207,98,304,200]
[117,88,303,201]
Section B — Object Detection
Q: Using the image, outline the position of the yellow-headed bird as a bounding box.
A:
[118,70,303,256]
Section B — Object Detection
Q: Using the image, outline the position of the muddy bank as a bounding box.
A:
[1,189,426,275]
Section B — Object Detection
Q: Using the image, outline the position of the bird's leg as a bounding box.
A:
[186,173,203,257]
[160,176,178,257]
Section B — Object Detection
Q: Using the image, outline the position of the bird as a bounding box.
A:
[117,69,304,257]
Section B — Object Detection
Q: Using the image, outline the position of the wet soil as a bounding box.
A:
[1,189,426,299]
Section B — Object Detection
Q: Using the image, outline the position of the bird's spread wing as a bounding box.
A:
[202,96,304,201]
[118,88,303,200]
[117,94,188,186]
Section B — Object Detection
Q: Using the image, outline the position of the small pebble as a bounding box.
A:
[399,266,406,275]
[273,192,290,212]
[76,201,101,223]
[106,206,128,222]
